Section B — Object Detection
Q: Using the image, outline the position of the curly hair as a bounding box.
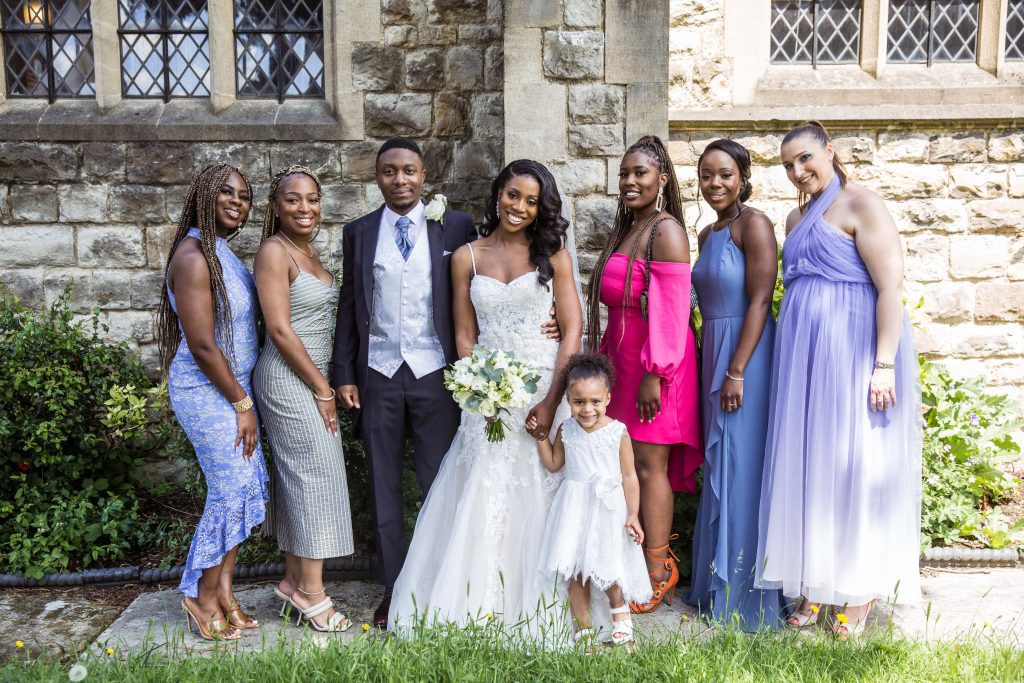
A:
[157,163,252,374]
[480,159,568,290]
[562,352,615,394]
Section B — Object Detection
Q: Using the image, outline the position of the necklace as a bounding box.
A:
[277,231,314,258]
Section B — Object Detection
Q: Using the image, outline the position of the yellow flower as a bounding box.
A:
[487,612,494,620]
[680,614,689,622]
[105,648,114,655]
[983,621,991,629]
[361,623,370,632]
[15,641,24,648]
[810,605,820,614]
[836,613,848,625]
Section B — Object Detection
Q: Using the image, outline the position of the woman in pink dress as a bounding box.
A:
[585,136,702,613]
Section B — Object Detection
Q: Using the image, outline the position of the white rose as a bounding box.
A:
[424,194,448,223]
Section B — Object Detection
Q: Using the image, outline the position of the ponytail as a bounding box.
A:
[782,120,848,209]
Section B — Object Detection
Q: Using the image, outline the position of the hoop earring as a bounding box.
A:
[655,189,665,213]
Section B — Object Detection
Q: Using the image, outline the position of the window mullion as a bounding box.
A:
[862,0,889,77]
[977,0,1008,75]
[208,0,235,111]
[91,0,122,109]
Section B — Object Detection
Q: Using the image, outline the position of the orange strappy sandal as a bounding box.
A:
[630,535,680,614]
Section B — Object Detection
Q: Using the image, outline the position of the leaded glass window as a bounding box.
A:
[888,0,978,64]
[1007,0,1024,61]
[770,0,861,66]
[118,0,210,100]
[1,0,94,101]
[234,0,323,101]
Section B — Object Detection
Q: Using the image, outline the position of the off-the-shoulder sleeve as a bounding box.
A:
[639,261,692,383]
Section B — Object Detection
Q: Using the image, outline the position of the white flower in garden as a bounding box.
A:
[424,194,448,223]
[68,664,87,681]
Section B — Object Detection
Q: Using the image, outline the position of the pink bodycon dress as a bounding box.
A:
[599,253,703,492]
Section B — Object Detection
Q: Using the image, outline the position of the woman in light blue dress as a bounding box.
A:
[157,163,269,641]
[686,140,786,631]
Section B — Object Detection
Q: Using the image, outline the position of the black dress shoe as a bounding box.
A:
[373,587,393,629]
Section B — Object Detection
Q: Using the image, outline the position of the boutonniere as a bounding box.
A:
[424,194,448,224]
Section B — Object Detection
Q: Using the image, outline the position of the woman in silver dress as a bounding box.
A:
[253,165,354,632]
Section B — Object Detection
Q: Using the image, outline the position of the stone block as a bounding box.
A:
[666,139,694,165]
[384,25,417,47]
[484,45,503,90]
[568,84,625,125]
[0,185,9,221]
[164,186,190,223]
[81,142,126,181]
[434,92,469,136]
[878,132,929,162]
[110,185,166,224]
[947,324,1024,358]
[131,271,165,310]
[0,268,44,307]
[270,143,341,181]
[340,141,382,182]
[919,281,974,323]
[458,24,500,44]
[967,199,1024,231]
[146,225,175,268]
[451,140,501,179]
[382,0,416,21]
[749,165,796,202]
[405,49,445,90]
[126,143,194,184]
[928,133,987,164]
[626,82,668,143]
[10,184,58,222]
[832,132,875,164]
[904,235,949,282]
[573,195,618,250]
[91,270,133,309]
[365,93,433,137]
[470,92,503,139]
[445,45,483,90]
[59,184,109,224]
[419,24,457,45]
[104,310,156,345]
[988,131,1024,162]
[854,164,947,200]
[549,159,607,195]
[0,142,79,181]
[1009,164,1024,199]
[564,0,602,27]
[504,82,566,162]
[675,164,698,201]
[949,165,1006,200]
[949,235,1013,278]
[731,134,782,164]
[894,199,967,234]
[543,31,605,80]
[365,182,384,209]
[193,143,270,179]
[78,226,147,268]
[320,184,364,224]
[505,27,543,85]
[569,124,624,157]
[428,0,486,23]
[43,268,91,311]
[0,226,74,266]
[507,0,560,27]
[606,0,667,84]
[352,45,403,91]
[974,282,1024,322]
[421,139,454,179]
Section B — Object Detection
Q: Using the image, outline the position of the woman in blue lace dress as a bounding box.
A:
[157,163,270,641]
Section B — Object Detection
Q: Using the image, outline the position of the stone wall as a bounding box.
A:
[0,0,505,371]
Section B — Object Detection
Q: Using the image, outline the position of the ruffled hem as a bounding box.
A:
[179,472,269,598]
[549,563,653,605]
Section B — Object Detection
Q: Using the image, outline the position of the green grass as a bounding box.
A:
[3,627,1023,682]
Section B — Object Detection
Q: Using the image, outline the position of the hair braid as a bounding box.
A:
[260,165,323,242]
[157,162,251,374]
[584,135,683,352]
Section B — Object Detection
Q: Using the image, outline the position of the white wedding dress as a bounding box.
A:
[388,260,570,638]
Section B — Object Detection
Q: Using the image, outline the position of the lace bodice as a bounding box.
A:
[470,271,560,373]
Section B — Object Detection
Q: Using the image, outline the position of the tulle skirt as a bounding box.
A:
[755,277,922,606]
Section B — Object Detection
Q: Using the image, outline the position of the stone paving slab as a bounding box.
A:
[0,589,126,662]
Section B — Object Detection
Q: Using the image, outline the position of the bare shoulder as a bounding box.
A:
[651,214,690,262]
[739,207,775,236]
[254,235,287,263]
[784,207,803,234]
[452,242,475,271]
[169,239,210,284]
[550,246,573,272]
[845,182,887,213]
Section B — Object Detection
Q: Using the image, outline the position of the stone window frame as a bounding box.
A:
[0,0,370,141]
[677,0,1024,126]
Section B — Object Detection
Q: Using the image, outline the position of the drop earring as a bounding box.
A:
[655,188,665,213]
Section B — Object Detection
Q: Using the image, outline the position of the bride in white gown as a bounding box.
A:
[389,160,584,636]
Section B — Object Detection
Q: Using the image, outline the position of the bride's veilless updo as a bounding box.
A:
[480,159,569,289]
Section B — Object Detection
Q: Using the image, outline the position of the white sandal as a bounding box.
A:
[610,604,634,646]
[292,596,352,633]
[273,587,292,617]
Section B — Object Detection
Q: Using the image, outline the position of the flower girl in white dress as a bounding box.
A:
[531,354,652,648]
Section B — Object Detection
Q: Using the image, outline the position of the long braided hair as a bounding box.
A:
[157,163,252,374]
[260,165,322,242]
[584,135,684,352]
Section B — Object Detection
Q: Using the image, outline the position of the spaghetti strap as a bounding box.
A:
[274,235,303,273]
[467,242,477,275]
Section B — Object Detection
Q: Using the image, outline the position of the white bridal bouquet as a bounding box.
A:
[444,345,541,443]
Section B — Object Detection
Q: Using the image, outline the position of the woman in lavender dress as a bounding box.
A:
[157,163,269,641]
[755,121,921,636]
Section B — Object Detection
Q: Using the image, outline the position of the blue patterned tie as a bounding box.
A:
[395,216,412,261]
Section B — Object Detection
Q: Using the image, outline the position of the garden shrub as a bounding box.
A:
[0,291,170,577]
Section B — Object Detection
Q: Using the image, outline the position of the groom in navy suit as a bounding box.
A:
[332,138,475,627]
